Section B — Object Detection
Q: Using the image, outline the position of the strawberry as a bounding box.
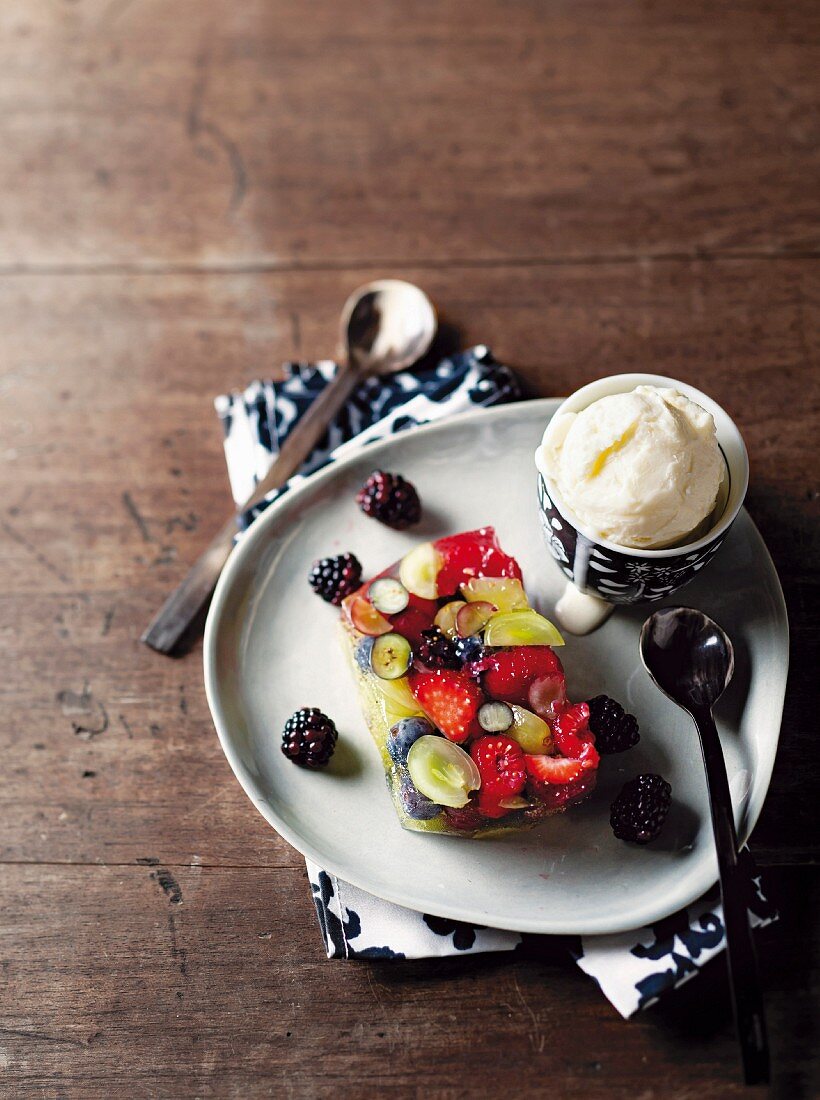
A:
[408,669,484,743]
[524,753,584,786]
[435,527,522,597]
[480,647,564,707]
[470,735,526,818]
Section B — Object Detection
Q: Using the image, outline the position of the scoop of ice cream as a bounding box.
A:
[539,385,723,548]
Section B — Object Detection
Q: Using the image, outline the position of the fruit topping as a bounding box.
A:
[348,596,393,637]
[368,577,410,615]
[484,609,565,647]
[407,735,481,808]
[398,772,443,819]
[552,703,591,757]
[610,774,671,844]
[435,528,522,597]
[453,635,485,665]
[461,576,528,613]
[587,694,640,753]
[399,541,442,600]
[371,633,413,680]
[507,705,552,754]
[356,470,421,529]
[470,735,527,818]
[433,600,466,639]
[371,676,423,722]
[387,716,435,765]
[416,627,460,670]
[281,708,338,768]
[524,752,584,787]
[308,553,362,605]
[480,646,564,706]
[409,668,484,743]
[455,600,496,638]
[477,701,514,733]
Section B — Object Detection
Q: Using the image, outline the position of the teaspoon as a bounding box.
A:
[142,280,436,653]
[640,606,769,1086]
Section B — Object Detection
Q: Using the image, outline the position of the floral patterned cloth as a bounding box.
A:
[215,348,777,1017]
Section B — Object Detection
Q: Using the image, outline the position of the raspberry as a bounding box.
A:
[356,470,421,529]
[480,647,564,708]
[416,627,460,670]
[470,735,526,817]
[587,694,640,754]
[531,770,597,811]
[552,703,599,770]
[308,553,362,606]
[610,774,672,844]
[409,668,484,743]
[281,708,338,768]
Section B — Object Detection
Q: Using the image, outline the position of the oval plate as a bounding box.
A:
[204,400,788,935]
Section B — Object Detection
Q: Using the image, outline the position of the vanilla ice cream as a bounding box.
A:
[539,385,724,549]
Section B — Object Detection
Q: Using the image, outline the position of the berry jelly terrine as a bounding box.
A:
[341,527,599,837]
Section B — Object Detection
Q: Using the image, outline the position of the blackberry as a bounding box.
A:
[417,627,460,670]
[587,694,640,753]
[356,470,421,529]
[610,774,671,844]
[281,708,338,768]
[454,634,484,665]
[308,553,362,605]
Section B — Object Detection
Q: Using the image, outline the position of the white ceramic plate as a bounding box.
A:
[204,400,788,935]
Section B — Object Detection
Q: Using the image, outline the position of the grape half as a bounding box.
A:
[407,735,481,808]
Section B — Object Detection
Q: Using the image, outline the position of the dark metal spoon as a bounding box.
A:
[640,607,769,1086]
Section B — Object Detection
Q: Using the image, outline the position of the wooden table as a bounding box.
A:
[1,2,817,1096]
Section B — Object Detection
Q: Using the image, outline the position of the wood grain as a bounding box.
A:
[0,863,817,1098]
[0,1,818,268]
[1,0,818,1094]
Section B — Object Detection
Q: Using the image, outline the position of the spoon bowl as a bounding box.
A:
[640,606,734,712]
[341,279,437,374]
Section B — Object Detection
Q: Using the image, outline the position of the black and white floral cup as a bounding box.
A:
[534,373,749,612]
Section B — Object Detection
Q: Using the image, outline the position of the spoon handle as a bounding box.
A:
[141,359,362,654]
[692,705,769,1085]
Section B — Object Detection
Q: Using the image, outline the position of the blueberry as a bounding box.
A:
[398,771,442,820]
[454,634,484,664]
[355,636,376,673]
[387,716,434,765]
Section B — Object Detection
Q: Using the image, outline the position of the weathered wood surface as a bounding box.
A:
[0,1,818,268]
[0,0,818,1096]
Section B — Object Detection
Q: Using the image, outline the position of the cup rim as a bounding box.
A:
[534,373,749,559]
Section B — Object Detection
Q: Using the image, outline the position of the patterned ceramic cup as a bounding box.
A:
[534,374,748,606]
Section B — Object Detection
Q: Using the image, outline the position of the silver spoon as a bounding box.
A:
[142,280,437,653]
[640,607,769,1086]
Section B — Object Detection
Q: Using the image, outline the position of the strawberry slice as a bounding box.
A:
[524,753,584,785]
[480,647,564,707]
[435,527,522,597]
[408,668,484,743]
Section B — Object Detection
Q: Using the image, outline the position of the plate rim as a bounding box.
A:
[203,398,789,935]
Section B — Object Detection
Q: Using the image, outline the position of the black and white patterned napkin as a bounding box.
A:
[215,347,777,1017]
